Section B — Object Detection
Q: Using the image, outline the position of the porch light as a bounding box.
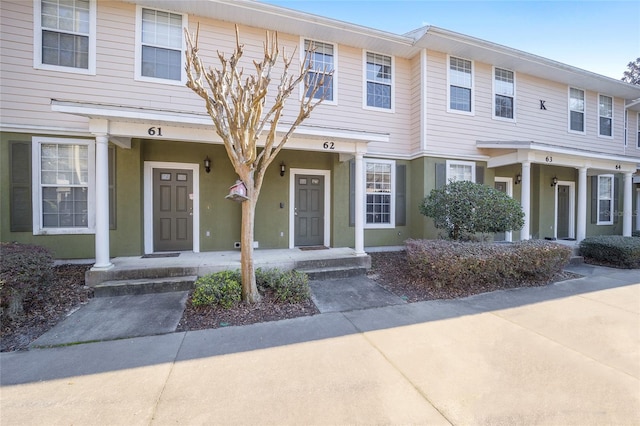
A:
[280,162,286,177]
[204,156,211,173]
[515,174,522,184]
[551,176,558,187]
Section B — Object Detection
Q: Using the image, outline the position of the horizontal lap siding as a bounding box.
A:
[425,50,629,158]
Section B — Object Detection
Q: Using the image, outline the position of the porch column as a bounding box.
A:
[576,167,587,242]
[354,152,365,255]
[520,161,531,240]
[623,172,633,237]
[92,133,113,270]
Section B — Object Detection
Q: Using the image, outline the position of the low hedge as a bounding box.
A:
[0,242,54,321]
[405,239,571,290]
[579,236,640,269]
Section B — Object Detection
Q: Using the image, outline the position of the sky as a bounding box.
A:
[261,0,639,80]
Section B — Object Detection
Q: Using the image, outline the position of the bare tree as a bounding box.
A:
[622,57,640,85]
[184,25,332,302]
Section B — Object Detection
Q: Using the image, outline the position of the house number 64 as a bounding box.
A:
[148,127,163,136]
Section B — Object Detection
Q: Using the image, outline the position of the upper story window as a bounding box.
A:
[364,52,393,111]
[569,87,585,133]
[446,160,476,183]
[448,56,473,114]
[32,137,95,235]
[598,94,613,138]
[597,174,614,225]
[135,7,186,83]
[303,39,335,102]
[34,0,96,74]
[365,159,395,228]
[493,67,515,120]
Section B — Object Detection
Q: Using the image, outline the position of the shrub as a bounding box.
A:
[192,270,241,308]
[272,270,311,303]
[420,180,524,241]
[405,239,571,290]
[0,243,54,321]
[255,267,282,292]
[580,236,640,268]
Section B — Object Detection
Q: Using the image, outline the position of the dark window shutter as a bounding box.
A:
[395,164,406,226]
[613,176,620,224]
[591,176,597,224]
[108,146,116,229]
[9,142,32,232]
[435,162,446,189]
[476,165,484,184]
[349,159,355,227]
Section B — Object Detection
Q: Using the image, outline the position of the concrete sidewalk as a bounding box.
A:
[1,266,639,424]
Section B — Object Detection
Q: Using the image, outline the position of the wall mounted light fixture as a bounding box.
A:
[515,174,522,184]
[551,176,558,187]
[204,156,211,173]
[280,162,286,177]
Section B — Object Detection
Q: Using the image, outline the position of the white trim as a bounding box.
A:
[33,0,97,75]
[288,168,331,248]
[143,161,200,254]
[134,5,188,86]
[32,137,96,235]
[636,187,640,232]
[421,49,428,151]
[446,55,474,116]
[492,66,516,122]
[299,37,338,106]
[637,112,640,149]
[596,174,614,225]
[446,159,476,183]
[597,93,614,139]
[554,181,575,239]
[362,50,395,113]
[568,86,586,134]
[363,158,396,229]
[494,177,513,242]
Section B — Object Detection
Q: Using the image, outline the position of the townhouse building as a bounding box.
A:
[2,0,640,270]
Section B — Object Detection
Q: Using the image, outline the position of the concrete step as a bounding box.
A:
[86,266,198,287]
[93,275,198,297]
[569,256,584,265]
[296,266,369,281]
[295,255,371,271]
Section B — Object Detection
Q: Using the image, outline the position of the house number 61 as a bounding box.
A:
[148,127,163,136]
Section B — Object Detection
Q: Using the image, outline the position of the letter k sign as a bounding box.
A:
[540,100,547,110]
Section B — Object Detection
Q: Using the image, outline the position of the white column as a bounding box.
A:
[576,167,587,242]
[354,152,365,255]
[623,172,633,237]
[92,134,113,270]
[520,161,531,240]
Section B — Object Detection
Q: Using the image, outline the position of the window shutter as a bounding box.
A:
[590,176,597,224]
[9,141,32,232]
[613,176,620,224]
[435,163,446,189]
[395,164,406,226]
[476,165,484,184]
[349,159,355,227]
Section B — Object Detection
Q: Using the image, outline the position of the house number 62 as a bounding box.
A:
[323,141,335,150]
[148,127,163,136]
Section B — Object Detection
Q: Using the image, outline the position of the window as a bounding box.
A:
[493,67,514,120]
[136,7,186,82]
[446,160,476,183]
[569,87,585,133]
[365,159,395,227]
[364,52,393,110]
[448,56,473,113]
[32,137,95,234]
[34,0,96,73]
[303,39,335,102]
[597,175,614,225]
[598,94,613,137]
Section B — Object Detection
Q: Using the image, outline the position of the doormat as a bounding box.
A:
[298,246,328,251]
[141,253,180,258]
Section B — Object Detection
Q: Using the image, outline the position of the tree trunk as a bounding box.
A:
[240,190,261,302]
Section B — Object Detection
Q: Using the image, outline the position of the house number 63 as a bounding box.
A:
[148,127,163,136]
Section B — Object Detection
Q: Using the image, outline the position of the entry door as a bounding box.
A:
[494,181,508,241]
[153,168,193,251]
[295,174,324,246]
[557,184,570,239]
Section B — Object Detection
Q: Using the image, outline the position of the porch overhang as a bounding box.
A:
[477,140,640,173]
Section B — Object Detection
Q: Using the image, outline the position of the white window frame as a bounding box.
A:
[568,87,586,134]
[596,174,614,225]
[362,50,395,113]
[446,160,476,183]
[637,112,640,149]
[364,159,395,229]
[492,67,515,121]
[598,94,614,138]
[33,0,97,74]
[134,5,187,85]
[447,55,474,115]
[300,38,337,105]
[32,137,96,235]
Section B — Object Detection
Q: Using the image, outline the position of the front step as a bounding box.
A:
[297,266,368,281]
[294,255,371,281]
[93,275,198,297]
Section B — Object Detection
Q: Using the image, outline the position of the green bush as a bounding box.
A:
[255,267,282,292]
[192,270,241,308]
[0,243,54,321]
[420,180,524,241]
[272,270,310,303]
[405,239,571,290]
[580,236,640,268]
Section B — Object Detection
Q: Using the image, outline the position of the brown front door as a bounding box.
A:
[294,174,324,246]
[153,168,193,252]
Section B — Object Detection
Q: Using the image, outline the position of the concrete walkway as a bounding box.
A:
[1,265,639,424]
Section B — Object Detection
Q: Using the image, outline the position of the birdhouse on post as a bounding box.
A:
[225,180,249,202]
